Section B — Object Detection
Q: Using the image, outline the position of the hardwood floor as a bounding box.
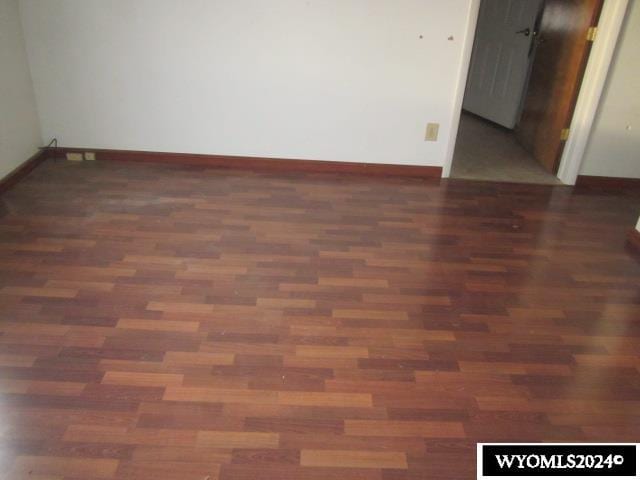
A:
[1,159,639,480]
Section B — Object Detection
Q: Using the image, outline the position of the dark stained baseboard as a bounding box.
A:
[628,228,640,252]
[50,147,443,178]
[576,175,640,190]
[0,148,52,195]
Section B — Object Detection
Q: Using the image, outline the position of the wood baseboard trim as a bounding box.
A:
[576,175,640,190]
[50,148,443,179]
[0,148,52,195]
[628,229,640,252]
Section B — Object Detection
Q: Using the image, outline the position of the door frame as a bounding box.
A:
[442,0,629,184]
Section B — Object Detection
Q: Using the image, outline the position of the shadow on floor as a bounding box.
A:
[451,112,561,185]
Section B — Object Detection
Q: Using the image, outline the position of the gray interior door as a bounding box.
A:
[463,0,544,129]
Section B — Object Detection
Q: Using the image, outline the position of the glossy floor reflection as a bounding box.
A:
[0,159,639,480]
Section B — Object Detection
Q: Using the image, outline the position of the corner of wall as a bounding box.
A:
[0,0,43,180]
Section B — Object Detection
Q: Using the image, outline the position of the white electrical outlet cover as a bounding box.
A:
[66,153,84,162]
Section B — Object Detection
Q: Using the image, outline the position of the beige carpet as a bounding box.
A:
[451,113,562,185]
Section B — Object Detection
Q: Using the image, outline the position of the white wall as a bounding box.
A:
[19,0,475,167]
[580,0,640,178]
[0,0,42,179]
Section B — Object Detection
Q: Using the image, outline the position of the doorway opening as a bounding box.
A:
[450,0,604,185]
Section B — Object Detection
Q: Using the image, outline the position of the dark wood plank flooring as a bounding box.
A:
[1,159,639,479]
